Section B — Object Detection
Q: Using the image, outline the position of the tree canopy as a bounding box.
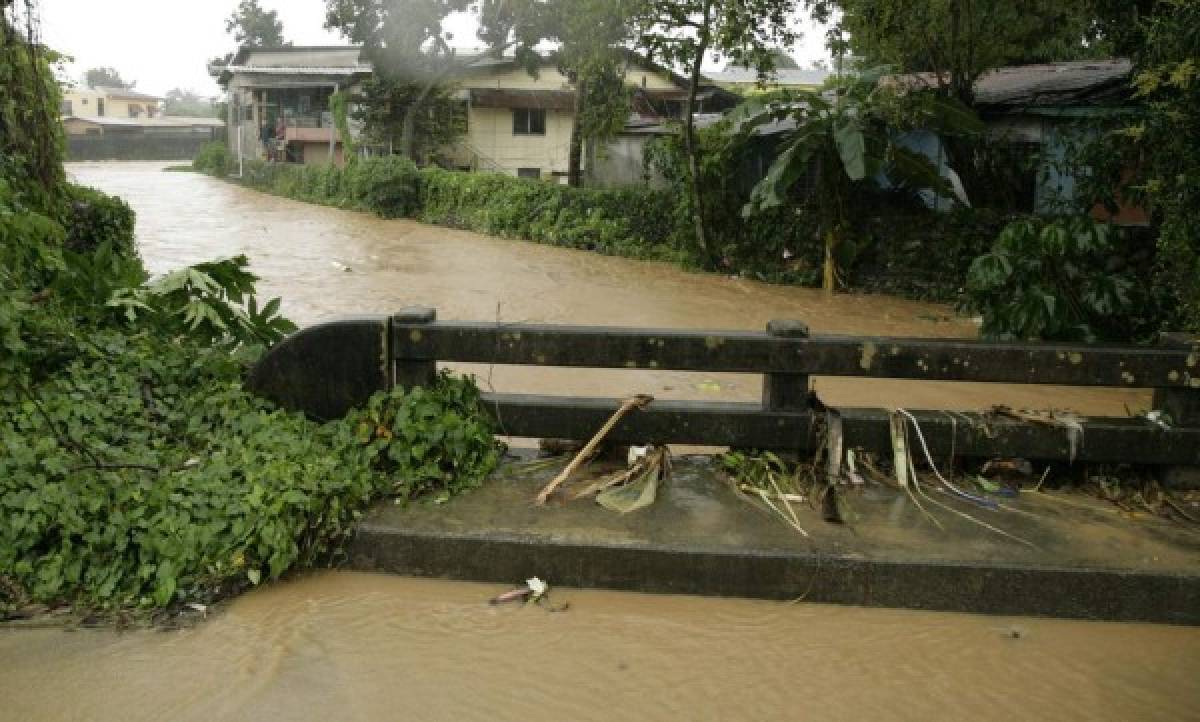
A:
[487,0,640,185]
[635,0,797,266]
[84,66,132,89]
[325,0,473,160]
[226,0,289,48]
[807,0,1105,103]
[163,88,216,118]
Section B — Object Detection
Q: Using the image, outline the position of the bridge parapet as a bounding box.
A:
[249,307,1200,470]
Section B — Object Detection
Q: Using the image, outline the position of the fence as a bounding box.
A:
[249,307,1200,467]
[65,130,220,162]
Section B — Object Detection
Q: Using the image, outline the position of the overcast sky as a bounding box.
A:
[41,1,831,98]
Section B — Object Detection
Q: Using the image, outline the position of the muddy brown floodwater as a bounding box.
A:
[2,572,1199,722]
[1,162,1186,721]
[66,162,1147,415]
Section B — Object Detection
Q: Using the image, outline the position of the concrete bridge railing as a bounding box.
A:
[248,307,1200,469]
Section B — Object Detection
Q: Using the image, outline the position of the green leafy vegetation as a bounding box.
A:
[195,140,1016,301]
[2,6,500,621]
[807,1,1108,104]
[963,216,1155,342]
[192,140,231,177]
[347,374,505,503]
[735,68,983,294]
[635,0,796,267]
[1122,0,1200,331]
[418,168,679,259]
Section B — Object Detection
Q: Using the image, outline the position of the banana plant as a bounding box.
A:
[732,68,983,295]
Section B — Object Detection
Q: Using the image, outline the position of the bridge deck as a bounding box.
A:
[348,457,1200,625]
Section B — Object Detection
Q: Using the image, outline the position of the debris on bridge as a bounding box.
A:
[535,394,655,505]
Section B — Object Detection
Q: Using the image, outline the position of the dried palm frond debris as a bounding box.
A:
[534,394,654,505]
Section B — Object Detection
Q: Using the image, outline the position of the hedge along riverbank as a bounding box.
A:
[200,150,688,265]
[192,143,1004,302]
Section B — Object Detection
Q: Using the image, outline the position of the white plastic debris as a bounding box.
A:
[526,577,548,602]
[627,445,650,466]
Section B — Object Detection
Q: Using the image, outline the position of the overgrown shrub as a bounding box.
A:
[61,184,136,256]
[848,204,1009,302]
[192,141,230,177]
[962,216,1158,342]
[1,21,503,617]
[0,333,500,611]
[418,169,680,259]
[344,156,420,218]
[346,372,504,503]
[645,124,822,276]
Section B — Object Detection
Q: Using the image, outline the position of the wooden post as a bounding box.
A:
[762,319,810,411]
[393,306,438,392]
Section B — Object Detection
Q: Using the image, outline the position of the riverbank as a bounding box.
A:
[192,148,999,303]
[71,161,1143,416]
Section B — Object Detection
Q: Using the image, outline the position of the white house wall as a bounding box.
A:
[454,61,681,178]
[464,106,573,178]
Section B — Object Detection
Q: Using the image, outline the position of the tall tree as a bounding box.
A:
[492,0,638,186]
[325,0,473,161]
[226,0,289,47]
[635,0,795,267]
[808,1,1102,105]
[163,88,216,117]
[1110,0,1200,329]
[85,66,133,89]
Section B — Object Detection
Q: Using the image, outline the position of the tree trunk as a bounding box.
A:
[399,105,419,161]
[567,81,585,187]
[400,68,450,161]
[682,7,713,268]
[823,230,836,297]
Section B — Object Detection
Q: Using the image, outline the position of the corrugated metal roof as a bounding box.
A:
[92,86,162,102]
[889,59,1133,108]
[709,66,830,87]
[223,65,372,76]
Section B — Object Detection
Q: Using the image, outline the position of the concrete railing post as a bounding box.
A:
[1153,332,1200,488]
[762,319,810,412]
[393,306,438,392]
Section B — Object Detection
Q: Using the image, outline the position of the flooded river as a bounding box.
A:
[66,162,1146,416]
[0,572,1197,721]
[3,162,1188,721]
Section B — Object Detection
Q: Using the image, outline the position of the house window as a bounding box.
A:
[244,105,253,121]
[298,94,312,114]
[81,97,88,105]
[128,105,141,118]
[97,98,105,116]
[60,100,73,115]
[513,108,546,136]
[517,168,541,179]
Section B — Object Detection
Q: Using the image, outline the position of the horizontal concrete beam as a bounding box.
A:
[394,321,1200,389]
[350,527,1200,625]
[481,393,1200,465]
[348,467,1200,624]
